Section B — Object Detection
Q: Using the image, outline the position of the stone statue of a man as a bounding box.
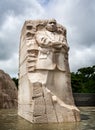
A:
[35,19,69,71]
[18,19,80,123]
[35,19,72,104]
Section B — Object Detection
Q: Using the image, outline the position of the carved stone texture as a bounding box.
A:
[18,19,80,123]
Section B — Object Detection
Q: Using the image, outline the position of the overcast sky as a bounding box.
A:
[0,0,95,77]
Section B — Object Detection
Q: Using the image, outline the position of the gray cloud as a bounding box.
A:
[0,0,43,17]
[0,0,95,76]
[0,15,20,60]
[68,0,95,47]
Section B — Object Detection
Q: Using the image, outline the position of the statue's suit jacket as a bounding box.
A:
[35,30,69,72]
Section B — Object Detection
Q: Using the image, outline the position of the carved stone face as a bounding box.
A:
[46,19,57,32]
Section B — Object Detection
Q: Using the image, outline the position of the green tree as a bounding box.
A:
[12,77,18,89]
[71,65,95,93]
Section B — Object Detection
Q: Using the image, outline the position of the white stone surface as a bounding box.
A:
[18,19,80,123]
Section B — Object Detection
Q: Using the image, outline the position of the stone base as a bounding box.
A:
[18,103,34,123]
[18,83,80,123]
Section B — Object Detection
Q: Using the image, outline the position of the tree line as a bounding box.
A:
[12,65,95,93]
[71,65,95,93]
